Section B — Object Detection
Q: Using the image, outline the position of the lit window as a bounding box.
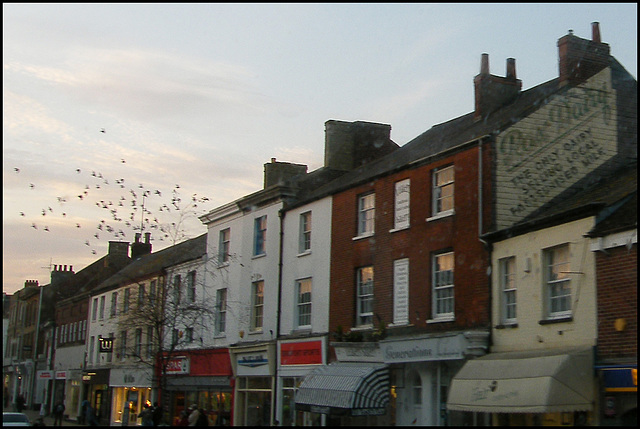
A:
[433,165,454,215]
[500,257,517,323]
[433,252,454,318]
[357,193,375,236]
[254,216,267,256]
[357,266,374,326]
[545,244,571,317]
[296,278,312,327]
[251,281,264,331]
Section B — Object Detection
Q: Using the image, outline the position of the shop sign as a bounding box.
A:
[37,370,53,379]
[333,343,382,362]
[166,356,190,375]
[98,337,114,353]
[381,334,467,363]
[55,371,67,380]
[238,354,268,368]
[280,341,322,366]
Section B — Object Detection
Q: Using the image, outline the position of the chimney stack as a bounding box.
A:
[131,233,152,259]
[24,280,39,289]
[558,22,610,86]
[324,120,396,171]
[263,158,308,188]
[474,54,522,121]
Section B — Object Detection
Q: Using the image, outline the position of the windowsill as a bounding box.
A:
[427,315,455,324]
[426,210,455,222]
[389,226,409,233]
[350,325,374,331]
[539,316,573,325]
[353,232,374,241]
[249,329,263,334]
[214,333,226,339]
[294,326,312,333]
[297,250,312,257]
[252,253,266,260]
[495,323,518,329]
[217,262,230,269]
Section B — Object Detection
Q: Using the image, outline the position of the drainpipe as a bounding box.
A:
[478,138,493,349]
[273,208,286,426]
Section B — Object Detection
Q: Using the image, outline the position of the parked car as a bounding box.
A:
[3,412,31,426]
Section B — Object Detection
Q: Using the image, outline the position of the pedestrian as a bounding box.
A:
[86,402,99,426]
[53,401,65,426]
[140,403,154,426]
[196,408,209,426]
[176,410,189,426]
[187,404,200,426]
[151,401,163,426]
[79,400,88,425]
[39,402,46,419]
[15,393,25,413]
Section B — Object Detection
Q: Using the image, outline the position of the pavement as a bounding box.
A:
[3,405,83,426]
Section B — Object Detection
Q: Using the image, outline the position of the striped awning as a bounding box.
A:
[295,362,389,416]
[447,347,594,413]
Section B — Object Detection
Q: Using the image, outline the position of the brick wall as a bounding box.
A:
[329,144,492,336]
[596,243,637,361]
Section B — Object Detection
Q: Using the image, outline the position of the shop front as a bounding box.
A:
[82,368,110,425]
[380,330,490,426]
[447,346,596,425]
[597,364,637,425]
[230,342,276,426]
[277,336,327,426]
[163,348,233,426]
[59,370,83,421]
[109,367,152,426]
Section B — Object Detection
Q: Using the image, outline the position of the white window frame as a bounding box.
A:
[92,298,98,321]
[299,212,312,254]
[216,288,227,335]
[356,266,374,326]
[357,193,375,237]
[296,278,312,328]
[89,336,95,364]
[251,281,264,331]
[500,257,517,324]
[544,244,572,318]
[254,216,267,256]
[99,296,105,320]
[432,251,455,319]
[110,292,118,317]
[187,271,196,302]
[432,165,454,217]
[219,228,230,265]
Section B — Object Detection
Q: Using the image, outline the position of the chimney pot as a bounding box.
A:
[506,58,516,79]
[480,53,490,75]
[145,232,151,244]
[591,22,601,43]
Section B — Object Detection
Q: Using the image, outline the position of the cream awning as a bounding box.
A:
[447,347,594,413]
[295,362,389,416]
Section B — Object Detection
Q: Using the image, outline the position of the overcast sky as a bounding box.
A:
[3,3,637,294]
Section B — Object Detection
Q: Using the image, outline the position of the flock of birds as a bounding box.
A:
[13,129,213,257]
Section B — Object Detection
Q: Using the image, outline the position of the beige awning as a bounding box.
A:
[447,347,594,413]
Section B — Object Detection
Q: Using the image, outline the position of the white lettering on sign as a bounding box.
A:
[394,179,410,230]
[393,258,409,325]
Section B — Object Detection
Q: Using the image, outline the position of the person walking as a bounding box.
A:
[140,403,154,426]
[53,401,65,426]
[187,404,200,426]
[151,402,163,426]
[15,393,25,413]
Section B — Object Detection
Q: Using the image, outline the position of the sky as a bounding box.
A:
[3,3,637,294]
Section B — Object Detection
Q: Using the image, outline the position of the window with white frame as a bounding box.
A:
[545,244,571,318]
[89,336,95,364]
[251,281,264,331]
[498,256,517,323]
[296,278,312,328]
[216,288,227,334]
[110,292,118,317]
[357,193,375,236]
[219,228,230,265]
[432,165,454,216]
[299,212,312,253]
[432,252,455,318]
[150,280,157,307]
[254,216,267,256]
[92,298,98,321]
[99,296,105,320]
[187,271,196,302]
[357,266,374,326]
[500,257,517,323]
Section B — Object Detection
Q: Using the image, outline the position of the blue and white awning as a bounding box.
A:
[295,362,389,416]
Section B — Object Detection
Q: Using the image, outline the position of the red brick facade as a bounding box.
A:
[596,244,637,361]
[329,143,493,336]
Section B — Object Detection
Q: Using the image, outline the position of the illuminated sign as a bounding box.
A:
[99,337,114,353]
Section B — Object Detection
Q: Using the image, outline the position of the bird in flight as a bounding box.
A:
[100,128,106,133]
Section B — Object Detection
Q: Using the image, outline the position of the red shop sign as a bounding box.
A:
[280,340,322,365]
